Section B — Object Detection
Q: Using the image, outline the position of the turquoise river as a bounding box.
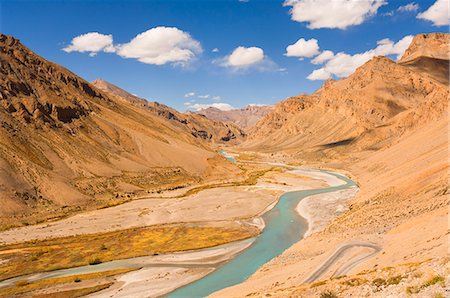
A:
[166,168,355,297]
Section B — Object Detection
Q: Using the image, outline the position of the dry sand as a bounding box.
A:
[89,267,215,298]
[0,168,330,245]
[85,239,255,298]
[296,186,359,237]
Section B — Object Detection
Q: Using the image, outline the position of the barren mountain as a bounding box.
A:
[92,79,246,143]
[243,34,448,160]
[0,34,241,228]
[196,105,274,130]
[219,32,449,297]
[399,32,449,63]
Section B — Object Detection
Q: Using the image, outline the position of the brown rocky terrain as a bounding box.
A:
[217,32,448,297]
[0,34,241,228]
[399,32,449,63]
[243,33,448,161]
[92,79,246,143]
[195,104,274,130]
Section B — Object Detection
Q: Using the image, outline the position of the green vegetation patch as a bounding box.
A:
[0,269,132,297]
[0,223,258,281]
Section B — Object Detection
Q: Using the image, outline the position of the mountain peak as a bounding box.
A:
[399,32,449,63]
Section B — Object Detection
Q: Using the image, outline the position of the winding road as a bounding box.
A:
[304,241,382,283]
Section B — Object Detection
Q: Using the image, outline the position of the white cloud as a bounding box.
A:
[311,50,334,64]
[226,46,265,67]
[417,0,449,26]
[212,96,222,101]
[285,38,320,58]
[63,32,115,56]
[217,46,280,72]
[64,27,202,66]
[198,94,210,99]
[185,102,235,111]
[383,2,419,17]
[247,103,270,107]
[307,35,414,80]
[116,27,202,66]
[212,48,220,52]
[307,68,332,80]
[283,0,386,29]
[184,92,195,97]
[398,2,419,12]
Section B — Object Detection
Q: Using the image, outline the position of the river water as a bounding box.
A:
[167,170,355,297]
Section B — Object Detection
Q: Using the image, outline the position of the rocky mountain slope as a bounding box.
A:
[243,33,448,161]
[196,105,274,130]
[399,32,449,63]
[92,79,246,143]
[0,34,240,228]
[220,32,448,297]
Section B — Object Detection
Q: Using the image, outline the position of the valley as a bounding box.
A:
[0,17,447,298]
[0,153,358,297]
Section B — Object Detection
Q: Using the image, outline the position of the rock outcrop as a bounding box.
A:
[399,32,449,63]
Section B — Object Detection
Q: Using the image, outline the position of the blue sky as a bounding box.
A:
[0,0,447,111]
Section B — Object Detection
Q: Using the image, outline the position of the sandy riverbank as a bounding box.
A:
[296,186,359,237]
[86,239,254,298]
[0,168,329,245]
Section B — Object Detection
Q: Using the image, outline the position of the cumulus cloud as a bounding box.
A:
[307,68,332,80]
[62,32,115,56]
[185,102,235,111]
[417,0,449,26]
[64,27,202,66]
[116,27,202,65]
[184,92,195,98]
[307,35,413,80]
[217,46,280,72]
[311,50,334,64]
[226,46,265,67]
[285,38,320,58]
[398,2,419,12]
[212,48,220,52]
[283,0,386,29]
[198,94,210,99]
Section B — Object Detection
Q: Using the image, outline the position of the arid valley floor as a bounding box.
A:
[0,17,448,298]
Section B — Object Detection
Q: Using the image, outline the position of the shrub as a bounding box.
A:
[387,275,404,285]
[320,290,337,298]
[100,244,107,251]
[372,278,386,287]
[406,286,420,294]
[89,258,102,265]
[422,275,445,288]
[344,278,366,287]
[15,280,29,287]
[311,280,327,288]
